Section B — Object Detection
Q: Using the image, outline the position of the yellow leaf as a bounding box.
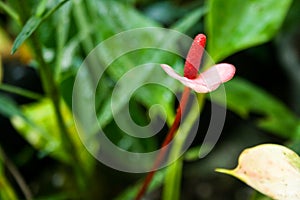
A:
[216,144,300,200]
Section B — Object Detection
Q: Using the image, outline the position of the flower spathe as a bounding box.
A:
[161,63,236,93]
[160,33,236,93]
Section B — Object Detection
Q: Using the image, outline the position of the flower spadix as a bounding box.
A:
[216,144,300,200]
[161,34,235,93]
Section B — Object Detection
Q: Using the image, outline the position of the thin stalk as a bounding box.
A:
[0,83,43,100]
[134,87,191,200]
[0,1,21,25]
[0,146,32,200]
[162,93,205,200]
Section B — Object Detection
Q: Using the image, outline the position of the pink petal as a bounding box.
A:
[160,64,235,93]
[197,63,236,92]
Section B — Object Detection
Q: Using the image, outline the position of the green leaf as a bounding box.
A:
[171,6,208,32]
[206,0,293,61]
[10,99,69,162]
[54,0,72,81]
[0,1,20,25]
[11,0,69,54]
[0,83,43,100]
[95,2,207,129]
[114,170,166,200]
[0,95,24,118]
[10,99,94,172]
[216,144,300,200]
[212,77,299,138]
[184,145,211,161]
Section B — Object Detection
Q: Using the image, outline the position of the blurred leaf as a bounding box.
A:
[184,144,210,161]
[54,1,72,81]
[95,1,159,33]
[0,55,2,83]
[0,95,24,118]
[11,99,94,172]
[11,99,69,162]
[11,0,69,54]
[92,12,175,129]
[0,83,43,100]
[212,77,299,138]
[0,27,33,63]
[0,1,20,25]
[206,0,293,61]
[114,170,165,200]
[171,6,207,32]
[143,1,184,25]
[96,2,207,129]
[216,144,300,200]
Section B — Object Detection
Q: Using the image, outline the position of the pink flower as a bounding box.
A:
[161,34,236,93]
[161,63,235,93]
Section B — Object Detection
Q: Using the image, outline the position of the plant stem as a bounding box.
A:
[0,83,43,100]
[0,146,32,200]
[30,32,86,194]
[30,33,72,150]
[0,1,21,26]
[9,0,85,195]
[135,87,191,200]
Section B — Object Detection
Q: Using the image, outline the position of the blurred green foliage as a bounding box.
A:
[0,0,299,199]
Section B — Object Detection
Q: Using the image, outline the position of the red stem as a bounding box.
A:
[134,87,191,200]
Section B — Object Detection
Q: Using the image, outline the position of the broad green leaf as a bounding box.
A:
[11,0,69,54]
[71,1,167,131]
[212,77,299,138]
[95,2,207,129]
[11,99,94,172]
[216,144,300,200]
[11,99,69,162]
[206,0,293,61]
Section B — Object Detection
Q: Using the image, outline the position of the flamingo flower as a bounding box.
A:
[135,34,236,200]
[161,34,236,93]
